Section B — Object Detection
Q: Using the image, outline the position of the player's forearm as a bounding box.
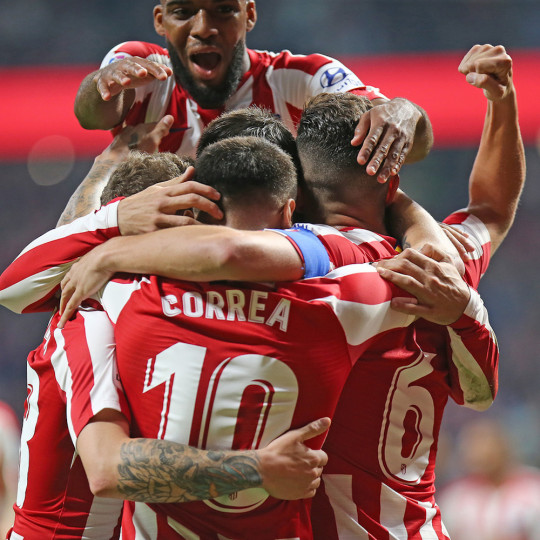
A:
[387,190,460,256]
[467,88,525,253]
[112,438,262,503]
[447,289,499,411]
[74,71,133,130]
[57,153,126,227]
[97,227,304,283]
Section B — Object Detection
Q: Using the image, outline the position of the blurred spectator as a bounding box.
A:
[0,401,20,538]
[439,418,540,540]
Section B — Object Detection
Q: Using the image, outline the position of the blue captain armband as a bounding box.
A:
[268,227,331,278]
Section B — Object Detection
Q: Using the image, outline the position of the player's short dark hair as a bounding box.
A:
[194,136,297,212]
[100,151,194,204]
[296,92,373,183]
[197,106,300,173]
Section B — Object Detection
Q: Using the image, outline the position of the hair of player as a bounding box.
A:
[296,92,374,189]
[196,106,301,174]
[194,136,297,214]
[100,151,194,205]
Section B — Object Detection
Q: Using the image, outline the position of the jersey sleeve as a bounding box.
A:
[293,223,397,268]
[100,41,170,69]
[0,202,121,314]
[446,288,499,409]
[443,210,491,288]
[266,51,386,113]
[48,310,130,442]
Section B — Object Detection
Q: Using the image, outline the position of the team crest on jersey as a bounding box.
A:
[320,67,349,88]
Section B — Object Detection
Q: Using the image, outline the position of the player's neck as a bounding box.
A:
[322,201,387,234]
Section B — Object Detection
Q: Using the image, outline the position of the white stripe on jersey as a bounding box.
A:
[99,277,150,323]
[0,262,71,313]
[298,223,385,244]
[16,364,40,508]
[177,97,207,158]
[50,325,78,442]
[463,288,492,330]
[380,482,408,540]
[82,496,123,540]
[447,328,494,410]
[448,289,496,410]
[131,502,160,539]
[311,264,415,346]
[447,211,490,261]
[323,474,369,540]
[80,310,123,431]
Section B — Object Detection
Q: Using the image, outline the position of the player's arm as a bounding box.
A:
[376,245,498,410]
[386,189,472,269]
[456,44,525,255]
[57,116,175,226]
[0,165,221,314]
[74,57,172,130]
[353,97,434,183]
[77,410,329,503]
[57,225,322,326]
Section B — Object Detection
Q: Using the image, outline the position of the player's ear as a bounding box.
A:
[385,174,400,206]
[245,1,257,32]
[280,199,296,228]
[154,4,166,37]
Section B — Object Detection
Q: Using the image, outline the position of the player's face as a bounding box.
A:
[154,0,256,108]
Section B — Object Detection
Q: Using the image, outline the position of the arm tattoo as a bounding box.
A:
[400,234,411,251]
[57,158,119,227]
[117,439,262,503]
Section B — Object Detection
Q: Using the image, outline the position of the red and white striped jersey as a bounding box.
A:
[9,310,127,540]
[0,202,121,314]
[0,210,391,316]
[95,260,493,540]
[307,211,496,540]
[438,468,540,540]
[101,42,385,157]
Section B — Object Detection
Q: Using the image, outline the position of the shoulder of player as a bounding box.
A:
[102,41,170,64]
[249,48,336,75]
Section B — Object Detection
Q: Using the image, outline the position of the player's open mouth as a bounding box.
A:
[190,52,222,79]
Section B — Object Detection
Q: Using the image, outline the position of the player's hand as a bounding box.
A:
[93,57,173,101]
[458,44,513,102]
[58,246,115,328]
[375,244,470,325]
[257,418,330,500]
[351,98,421,183]
[117,166,223,235]
[439,223,476,263]
[113,115,175,155]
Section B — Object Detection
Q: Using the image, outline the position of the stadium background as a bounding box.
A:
[0,0,539,486]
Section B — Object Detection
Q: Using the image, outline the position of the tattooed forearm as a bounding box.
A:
[117,439,262,503]
[57,158,121,227]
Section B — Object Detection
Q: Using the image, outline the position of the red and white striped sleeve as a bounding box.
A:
[443,210,491,288]
[49,309,129,442]
[446,288,499,409]
[293,223,397,268]
[313,264,499,405]
[0,202,121,314]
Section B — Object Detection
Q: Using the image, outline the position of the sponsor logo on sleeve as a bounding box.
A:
[108,54,127,64]
[320,67,349,88]
[320,66,363,92]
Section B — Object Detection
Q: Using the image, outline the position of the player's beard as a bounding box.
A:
[167,40,246,109]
